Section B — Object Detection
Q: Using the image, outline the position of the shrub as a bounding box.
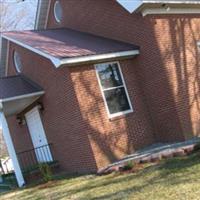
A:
[122,161,134,171]
[38,163,52,182]
[193,142,200,153]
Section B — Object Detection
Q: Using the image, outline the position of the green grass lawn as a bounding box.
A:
[1,152,200,200]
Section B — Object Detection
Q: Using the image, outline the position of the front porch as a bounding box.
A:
[17,143,58,183]
[0,75,56,187]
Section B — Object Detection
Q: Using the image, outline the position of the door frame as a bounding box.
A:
[25,106,52,163]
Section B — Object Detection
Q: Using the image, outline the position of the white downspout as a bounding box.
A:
[0,112,25,187]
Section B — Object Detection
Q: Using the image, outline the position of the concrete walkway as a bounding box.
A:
[99,137,200,173]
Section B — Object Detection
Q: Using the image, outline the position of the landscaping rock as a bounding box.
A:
[150,154,162,162]
[173,149,186,157]
[161,151,174,159]
[133,158,141,164]
[140,156,151,163]
[97,165,120,175]
[183,146,194,154]
[98,139,200,176]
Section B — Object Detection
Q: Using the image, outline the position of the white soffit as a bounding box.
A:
[116,0,200,13]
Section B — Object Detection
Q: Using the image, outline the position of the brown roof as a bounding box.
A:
[2,28,139,59]
[0,75,44,100]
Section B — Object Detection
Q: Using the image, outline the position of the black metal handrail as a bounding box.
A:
[17,143,55,171]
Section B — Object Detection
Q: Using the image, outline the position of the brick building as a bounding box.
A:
[0,0,200,187]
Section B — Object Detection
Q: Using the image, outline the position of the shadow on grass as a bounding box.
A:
[1,153,200,200]
[59,153,200,200]
[158,152,200,175]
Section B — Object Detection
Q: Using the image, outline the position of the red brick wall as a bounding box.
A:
[6,0,200,173]
[7,41,155,171]
[47,0,200,141]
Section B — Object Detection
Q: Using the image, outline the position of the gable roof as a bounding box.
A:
[2,28,139,68]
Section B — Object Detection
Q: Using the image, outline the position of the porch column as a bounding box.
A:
[0,112,25,187]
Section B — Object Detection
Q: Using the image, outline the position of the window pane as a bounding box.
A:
[96,63,123,89]
[54,1,63,23]
[104,87,131,114]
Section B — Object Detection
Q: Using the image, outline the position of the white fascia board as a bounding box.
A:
[0,91,45,103]
[2,35,139,68]
[116,0,200,13]
[0,112,25,187]
[142,8,200,16]
[143,1,200,4]
[58,50,140,68]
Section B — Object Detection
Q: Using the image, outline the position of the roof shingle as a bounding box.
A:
[0,75,44,100]
[2,28,139,59]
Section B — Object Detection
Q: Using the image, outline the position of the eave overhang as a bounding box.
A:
[0,75,44,116]
[2,28,140,68]
[116,0,200,15]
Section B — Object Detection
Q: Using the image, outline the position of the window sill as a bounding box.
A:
[109,110,133,121]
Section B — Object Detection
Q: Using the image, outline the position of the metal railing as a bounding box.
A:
[17,144,55,172]
[0,158,14,175]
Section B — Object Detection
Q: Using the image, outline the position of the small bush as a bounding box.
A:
[193,142,200,153]
[122,161,134,171]
[38,163,52,182]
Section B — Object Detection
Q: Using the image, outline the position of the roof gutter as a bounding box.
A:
[56,50,140,67]
[0,91,45,104]
[142,8,200,16]
[142,0,200,3]
[117,0,200,13]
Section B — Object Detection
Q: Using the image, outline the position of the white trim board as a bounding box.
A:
[142,0,200,3]
[0,112,25,187]
[0,91,45,103]
[116,0,200,13]
[34,0,43,29]
[2,35,139,68]
[142,8,200,16]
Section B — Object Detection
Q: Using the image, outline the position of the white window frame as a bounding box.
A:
[54,0,62,23]
[13,51,22,73]
[95,61,133,119]
[197,42,200,50]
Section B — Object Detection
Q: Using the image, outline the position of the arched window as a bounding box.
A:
[54,1,62,23]
[13,51,22,73]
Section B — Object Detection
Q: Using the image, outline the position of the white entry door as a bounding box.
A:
[25,107,53,163]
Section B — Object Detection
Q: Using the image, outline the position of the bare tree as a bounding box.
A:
[0,0,38,159]
[0,0,38,32]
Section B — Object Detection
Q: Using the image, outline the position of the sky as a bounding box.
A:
[0,0,38,31]
[0,0,38,128]
[116,0,142,13]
